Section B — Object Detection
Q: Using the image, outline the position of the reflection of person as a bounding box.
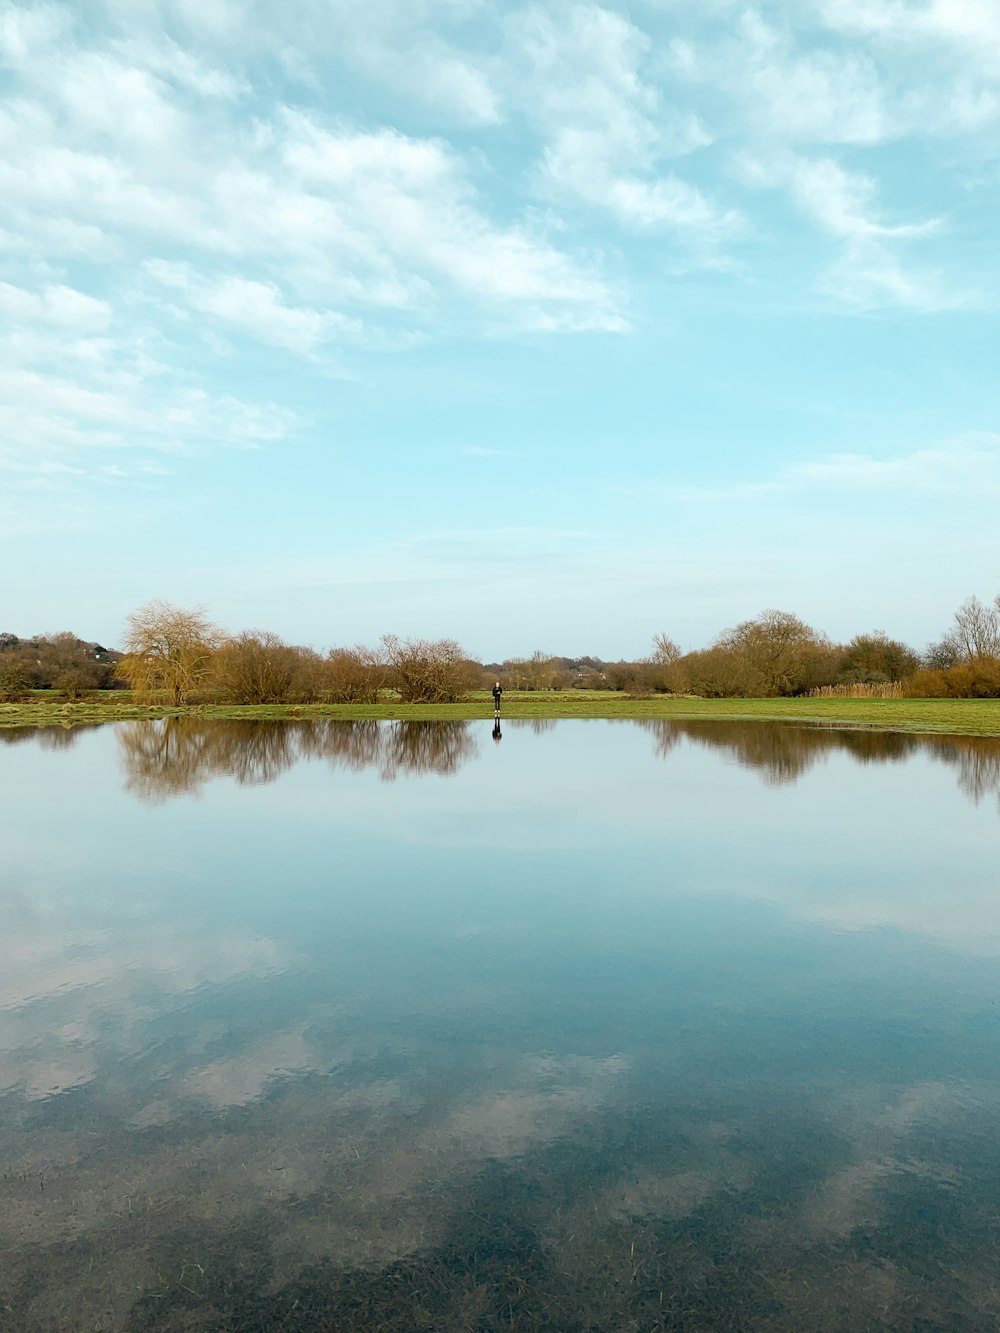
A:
[492,720,502,744]
[492,680,503,714]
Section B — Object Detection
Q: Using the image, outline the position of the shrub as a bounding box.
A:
[903,657,1000,698]
[382,635,475,703]
[323,647,386,704]
[836,631,919,685]
[54,669,94,700]
[0,661,30,702]
[213,631,301,704]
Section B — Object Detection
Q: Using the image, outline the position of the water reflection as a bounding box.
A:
[0,723,102,749]
[108,716,1000,813]
[118,718,479,802]
[4,719,1000,1328]
[639,718,1000,810]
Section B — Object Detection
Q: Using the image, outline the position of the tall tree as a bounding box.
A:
[714,609,833,696]
[116,601,221,704]
[951,595,1000,660]
[837,631,919,684]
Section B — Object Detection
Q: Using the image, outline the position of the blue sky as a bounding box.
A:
[2,0,998,658]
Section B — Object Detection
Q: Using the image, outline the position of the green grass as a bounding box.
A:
[4,691,1000,734]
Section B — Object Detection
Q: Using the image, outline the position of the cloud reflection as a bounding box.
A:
[3,718,1000,1327]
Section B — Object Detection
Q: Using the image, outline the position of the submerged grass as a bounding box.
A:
[3,692,1000,735]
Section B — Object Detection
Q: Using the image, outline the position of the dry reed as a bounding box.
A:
[807,682,904,699]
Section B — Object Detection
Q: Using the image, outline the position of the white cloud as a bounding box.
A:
[315,2,502,126]
[669,2,1000,147]
[506,4,738,251]
[810,0,1000,131]
[0,280,112,329]
[817,0,1000,53]
[0,0,995,537]
[0,3,71,66]
[776,155,938,239]
[787,432,1000,491]
[144,260,362,354]
[737,150,952,308]
[733,9,891,144]
[278,114,625,327]
[114,33,248,99]
[146,0,503,124]
[664,432,1000,502]
[817,239,968,311]
[0,348,302,482]
[0,0,632,511]
[0,7,623,335]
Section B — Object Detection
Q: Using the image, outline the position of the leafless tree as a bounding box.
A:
[713,609,835,696]
[116,600,222,703]
[214,630,300,704]
[323,644,389,703]
[381,635,475,703]
[951,595,1000,660]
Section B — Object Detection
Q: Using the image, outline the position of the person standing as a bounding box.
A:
[492,680,503,715]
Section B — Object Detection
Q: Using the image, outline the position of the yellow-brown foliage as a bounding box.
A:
[903,657,1000,698]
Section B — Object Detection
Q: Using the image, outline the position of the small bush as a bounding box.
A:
[0,662,31,702]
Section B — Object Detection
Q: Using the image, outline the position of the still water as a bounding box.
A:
[2,718,1000,1330]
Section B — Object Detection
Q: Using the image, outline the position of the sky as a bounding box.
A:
[1,0,999,659]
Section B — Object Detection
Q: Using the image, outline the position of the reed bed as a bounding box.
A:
[808,682,904,699]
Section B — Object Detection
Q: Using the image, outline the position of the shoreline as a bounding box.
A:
[3,693,1000,736]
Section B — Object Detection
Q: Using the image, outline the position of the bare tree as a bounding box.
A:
[213,631,300,704]
[648,632,685,693]
[116,601,222,704]
[502,651,560,690]
[714,609,834,696]
[651,633,681,664]
[381,635,475,703]
[837,631,919,684]
[951,595,1000,660]
[323,644,389,703]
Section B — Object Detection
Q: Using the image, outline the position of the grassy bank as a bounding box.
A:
[3,692,1000,734]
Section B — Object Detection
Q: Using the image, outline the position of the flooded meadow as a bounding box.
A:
[3,718,1000,1330]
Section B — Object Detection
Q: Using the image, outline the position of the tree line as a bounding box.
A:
[0,632,120,698]
[3,592,1000,704]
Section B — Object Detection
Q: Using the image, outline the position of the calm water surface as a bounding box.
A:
[3,718,1000,1330]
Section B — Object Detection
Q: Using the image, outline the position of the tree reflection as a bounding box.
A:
[0,727,43,746]
[86,714,1000,815]
[117,719,270,799]
[640,719,1000,809]
[0,724,102,749]
[118,719,479,802]
[636,720,842,784]
[926,734,1000,811]
[297,719,478,780]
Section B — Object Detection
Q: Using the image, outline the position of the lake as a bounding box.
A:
[3,717,1000,1330]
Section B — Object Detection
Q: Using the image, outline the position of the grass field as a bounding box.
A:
[3,691,1000,734]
